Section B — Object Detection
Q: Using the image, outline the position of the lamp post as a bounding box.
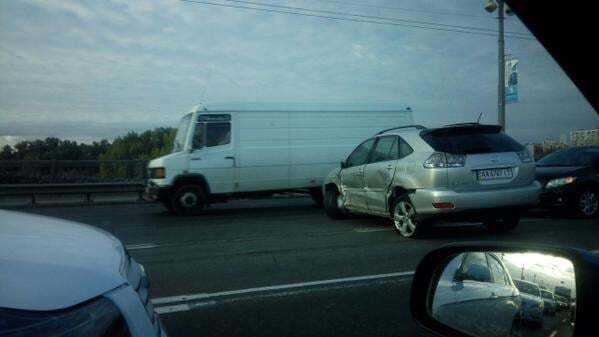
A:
[484,0,512,131]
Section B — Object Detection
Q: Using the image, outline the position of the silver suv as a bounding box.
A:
[323,123,541,238]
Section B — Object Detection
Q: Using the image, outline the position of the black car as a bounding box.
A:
[536,146,599,217]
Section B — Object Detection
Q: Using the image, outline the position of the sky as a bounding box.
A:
[1,0,597,146]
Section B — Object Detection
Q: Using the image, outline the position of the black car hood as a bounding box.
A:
[535,166,589,184]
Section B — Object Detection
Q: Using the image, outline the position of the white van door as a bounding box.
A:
[188,114,235,194]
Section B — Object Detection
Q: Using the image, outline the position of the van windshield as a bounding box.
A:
[172,114,192,153]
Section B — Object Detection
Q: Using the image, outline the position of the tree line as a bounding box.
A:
[0,127,176,161]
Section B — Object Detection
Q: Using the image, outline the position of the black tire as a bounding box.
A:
[170,184,206,216]
[391,196,427,238]
[485,214,520,233]
[574,188,598,218]
[310,188,324,208]
[324,187,347,219]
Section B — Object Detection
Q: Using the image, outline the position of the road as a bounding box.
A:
[16,198,596,337]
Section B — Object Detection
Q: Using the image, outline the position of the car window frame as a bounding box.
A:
[345,138,376,168]
[398,136,414,159]
[192,114,232,150]
[485,253,509,286]
[368,135,399,164]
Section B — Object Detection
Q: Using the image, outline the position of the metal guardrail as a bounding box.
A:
[0,160,148,184]
[0,182,146,205]
[0,160,150,205]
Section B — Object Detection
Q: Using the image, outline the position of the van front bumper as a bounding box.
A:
[144,181,171,202]
[411,181,541,220]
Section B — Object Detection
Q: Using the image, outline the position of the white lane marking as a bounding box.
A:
[353,227,393,233]
[590,249,599,255]
[549,330,557,337]
[154,301,217,314]
[153,276,412,315]
[126,243,159,250]
[151,270,415,306]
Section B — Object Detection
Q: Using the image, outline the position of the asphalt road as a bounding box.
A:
[15,198,597,337]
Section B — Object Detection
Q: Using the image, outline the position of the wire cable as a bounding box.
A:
[218,0,532,37]
[178,0,536,40]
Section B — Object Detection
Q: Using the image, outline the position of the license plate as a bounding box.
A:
[476,168,513,180]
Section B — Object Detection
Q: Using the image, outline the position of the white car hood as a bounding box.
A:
[0,210,127,311]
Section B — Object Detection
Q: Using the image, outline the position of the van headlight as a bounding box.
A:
[149,167,166,179]
[546,176,576,188]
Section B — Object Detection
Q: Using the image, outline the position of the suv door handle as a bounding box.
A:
[385,165,394,170]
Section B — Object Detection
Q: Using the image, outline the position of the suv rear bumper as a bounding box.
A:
[411,181,541,218]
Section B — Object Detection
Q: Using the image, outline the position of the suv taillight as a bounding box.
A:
[423,152,465,168]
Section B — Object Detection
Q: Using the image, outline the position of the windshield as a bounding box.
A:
[1,1,596,337]
[172,114,192,153]
[537,148,598,166]
[514,280,540,296]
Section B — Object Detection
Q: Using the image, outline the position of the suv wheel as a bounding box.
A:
[392,197,425,238]
[171,184,206,216]
[576,188,598,218]
[324,187,347,219]
[485,214,520,233]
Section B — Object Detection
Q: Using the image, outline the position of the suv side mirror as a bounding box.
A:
[340,160,347,169]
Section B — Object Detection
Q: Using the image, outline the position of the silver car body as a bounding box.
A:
[324,125,541,219]
[0,210,166,337]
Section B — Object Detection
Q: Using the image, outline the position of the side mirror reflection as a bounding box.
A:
[430,250,576,337]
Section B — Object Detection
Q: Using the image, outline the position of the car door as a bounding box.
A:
[450,252,497,337]
[363,136,399,214]
[188,114,235,194]
[486,253,521,337]
[339,138,375,211]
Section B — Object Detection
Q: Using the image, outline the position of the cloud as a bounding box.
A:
[0,0,596,144]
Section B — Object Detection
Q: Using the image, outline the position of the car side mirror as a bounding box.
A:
[410,243,596,337]
[340,160,347,169]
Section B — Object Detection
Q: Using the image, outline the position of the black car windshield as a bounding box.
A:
[537,148,598,166]
[514,280,539,296]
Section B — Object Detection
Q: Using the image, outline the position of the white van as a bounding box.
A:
[145,103,413,215]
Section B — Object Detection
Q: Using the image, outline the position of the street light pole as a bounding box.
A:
[497,0,506,131]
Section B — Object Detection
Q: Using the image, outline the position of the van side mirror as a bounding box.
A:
[340,160,347,169]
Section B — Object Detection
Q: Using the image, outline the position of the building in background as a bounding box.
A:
[570,128,599,146]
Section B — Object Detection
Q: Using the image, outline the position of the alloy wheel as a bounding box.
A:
[394,201,417,237]
[579,191,598,216]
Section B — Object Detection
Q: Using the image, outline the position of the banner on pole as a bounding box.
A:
[505,58,519,103]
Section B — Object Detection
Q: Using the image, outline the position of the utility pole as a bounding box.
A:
[497,0,506,131]
[485,0,508,131]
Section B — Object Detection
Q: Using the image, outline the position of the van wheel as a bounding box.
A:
[171,185,206,216]
[324,188,347,219]
[310,188,324,208]
[392,197,425,238]
[485,215,520,233]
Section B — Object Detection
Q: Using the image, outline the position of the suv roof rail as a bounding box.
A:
[375,125,427,135]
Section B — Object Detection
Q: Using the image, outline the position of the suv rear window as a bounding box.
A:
[421,126,523,154]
